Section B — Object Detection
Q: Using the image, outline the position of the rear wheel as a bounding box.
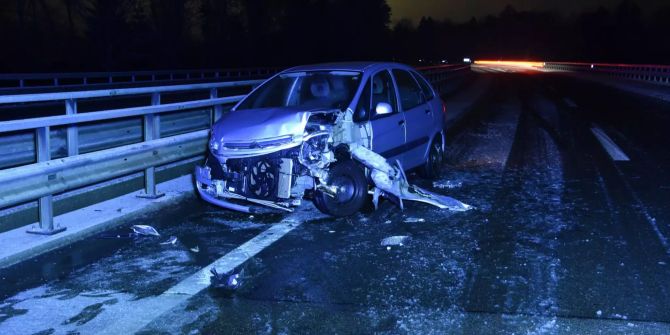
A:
[313,160,368,217]
[421,136,444,179]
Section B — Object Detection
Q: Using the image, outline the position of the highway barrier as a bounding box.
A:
[0,68,280,93]
[544,62,670,86]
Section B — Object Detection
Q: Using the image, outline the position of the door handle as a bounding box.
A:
[398,120,405,126]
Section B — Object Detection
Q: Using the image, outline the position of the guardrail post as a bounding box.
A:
[65,99,79,156]
[210,88,223,122]
[138,92,164,199]
[27,126,66,235]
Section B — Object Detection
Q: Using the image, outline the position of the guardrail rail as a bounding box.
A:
[0,67,280,93]
[544,62,670,86]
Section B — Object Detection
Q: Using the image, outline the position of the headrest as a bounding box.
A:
[310,78,330,98]
[372,77,384,95]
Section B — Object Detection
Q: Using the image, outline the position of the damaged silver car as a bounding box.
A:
[195,62,471,216]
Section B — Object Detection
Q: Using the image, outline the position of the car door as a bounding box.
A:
[392,69,432,169]
[365,70,406,164]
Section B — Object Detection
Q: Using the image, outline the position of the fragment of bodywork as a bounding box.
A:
[131,225,160,237]
[210,267,244,290]
[381,235,410,247]
[347,144,472,211]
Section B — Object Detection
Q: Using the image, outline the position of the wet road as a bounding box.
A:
[2,71,670,334]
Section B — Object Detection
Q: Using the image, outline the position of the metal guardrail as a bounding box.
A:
[417,64,471,93]
[0,68,279,92]
[0,79,262,235]
[0,64,470,235]
[544,62,670,86]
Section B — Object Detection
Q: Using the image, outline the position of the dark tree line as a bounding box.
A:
[0,0,668,72]
[0,0,392,72]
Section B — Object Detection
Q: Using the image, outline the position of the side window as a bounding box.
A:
[370,70,398,119]
[411,71,435,101]
[392,69,425,110]
[354,79,371,122]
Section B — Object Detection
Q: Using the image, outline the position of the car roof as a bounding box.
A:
[283,62,413,73]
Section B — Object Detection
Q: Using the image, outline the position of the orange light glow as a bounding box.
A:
[474,60,545,68]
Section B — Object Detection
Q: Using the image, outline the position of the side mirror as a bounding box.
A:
[375,102,393,116]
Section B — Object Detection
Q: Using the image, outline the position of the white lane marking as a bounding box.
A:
[563,97,578,108]
[98,217,303,335]
[591,126,630,161]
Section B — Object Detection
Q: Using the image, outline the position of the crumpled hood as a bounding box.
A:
[212,107,318,144]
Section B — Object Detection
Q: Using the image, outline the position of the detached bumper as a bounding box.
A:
[194,165,289,214]
[194,165,254,213]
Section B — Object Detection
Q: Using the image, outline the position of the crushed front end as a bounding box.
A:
[195,119,335,214]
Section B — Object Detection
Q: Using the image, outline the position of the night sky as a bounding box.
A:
[388,0,667,23]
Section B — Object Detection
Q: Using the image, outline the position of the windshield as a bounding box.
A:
[236,71,362,111]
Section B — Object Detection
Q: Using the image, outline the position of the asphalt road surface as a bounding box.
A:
[2,70,670,334]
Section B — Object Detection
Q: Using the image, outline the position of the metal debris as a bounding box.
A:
[432,180,463,189]
[160,236,178,245]
[349,144,472,211]
[210,267,244,290]
[131,225,160,237]
[381,235,410,247]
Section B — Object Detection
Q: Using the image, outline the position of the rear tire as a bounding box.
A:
[421,137,444,179]
[313,160,368,217]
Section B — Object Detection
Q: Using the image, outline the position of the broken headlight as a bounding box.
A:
[299,132,330,166]
[209,136,220,152]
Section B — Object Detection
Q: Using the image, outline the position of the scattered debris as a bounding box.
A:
[190,246,200,253]
[328,230,336,234]
[160,236,178,245]
[249,215,255,220]
[131,225,160,237]
[404,217,425,223]
[384,220,392,224]
[563,97,578,108]
[596,310,602,317]
[381,236,410,247]
[432,180,463,189]
[210,267,244,290]
[659,261,667,266]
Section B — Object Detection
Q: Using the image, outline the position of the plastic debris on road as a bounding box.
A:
[160,236,178,245]
[432,180,463,189]
[210,267,244,290]
[404,217,425,223]
[381,236,410,247]
[190,246,200,253]
[131,225,160,237]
